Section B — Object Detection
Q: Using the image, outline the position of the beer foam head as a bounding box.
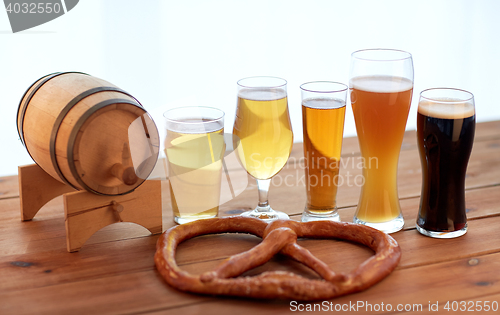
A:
[164,107,224,134]
[418,98,475,119]
[302,97,345,109]
[167,119,223,134]
[238,87,287,101]
[349,75,413,93]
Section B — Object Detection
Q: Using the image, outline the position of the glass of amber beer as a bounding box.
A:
[416,88,475,238]
[233,76,293,221]
[350,49,414,233]
[164,107,225,224]
[300,81,347,222]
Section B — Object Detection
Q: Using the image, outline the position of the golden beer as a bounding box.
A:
[233,88,293,180]
[302,98,346,213]
[351,75,413,223]
[165,119,225,224]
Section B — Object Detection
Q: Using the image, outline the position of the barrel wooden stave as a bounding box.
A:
[18,72,159,195]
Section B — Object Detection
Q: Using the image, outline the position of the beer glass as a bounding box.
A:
[300,82,347,222]
[350,49,414,233]
[233,76,293,221]
[164,107,225,224]
[416,88,475,238]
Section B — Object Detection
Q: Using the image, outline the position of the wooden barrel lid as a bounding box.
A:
[68,100,159,195]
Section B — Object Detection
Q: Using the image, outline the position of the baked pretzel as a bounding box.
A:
[155,216,401,301]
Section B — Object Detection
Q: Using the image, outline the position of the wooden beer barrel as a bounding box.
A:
[17,72,159,195]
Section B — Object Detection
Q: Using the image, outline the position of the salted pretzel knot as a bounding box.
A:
[154,216,401,301]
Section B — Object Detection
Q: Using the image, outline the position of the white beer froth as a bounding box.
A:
[303,98,345,109]
[350,75,413,93]
[168,120,223,134]
[238,87,287,101]
[418,98,475,119]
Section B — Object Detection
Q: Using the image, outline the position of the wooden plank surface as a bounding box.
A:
[0,120,500,315]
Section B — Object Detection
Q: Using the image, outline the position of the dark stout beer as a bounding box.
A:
[416,98,475,236]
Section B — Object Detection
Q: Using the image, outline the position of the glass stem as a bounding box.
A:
[256,178,271,212]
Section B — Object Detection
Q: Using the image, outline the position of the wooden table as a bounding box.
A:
[1,121,500,314]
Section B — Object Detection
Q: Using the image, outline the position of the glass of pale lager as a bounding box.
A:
[164,107,225,224]
[300,81,347,222]
[350,49,414,233]
[233,76,293,222]
[416,88,475,238]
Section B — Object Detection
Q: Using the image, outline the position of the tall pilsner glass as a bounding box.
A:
[233,76,293,221]
[300,82,347,222]
[350,49,414,233]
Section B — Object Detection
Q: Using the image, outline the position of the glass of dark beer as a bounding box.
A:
[416,88,476,238]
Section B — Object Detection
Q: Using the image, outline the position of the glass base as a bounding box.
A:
[174,214,217,225]
[416,223,467,239]
[301,209,340,222]
[353,213,404,234]
[241,208,289,223]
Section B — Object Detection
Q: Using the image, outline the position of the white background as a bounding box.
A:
[1,0,499,176]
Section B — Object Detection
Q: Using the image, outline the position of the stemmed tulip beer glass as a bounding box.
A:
[350,49,414,233]
[233,77,293,221]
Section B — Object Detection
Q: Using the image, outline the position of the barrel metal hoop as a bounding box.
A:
[17,71,89,180]
[67,98,145,195]
[16,71,89,146]
[16,72,56,144]
[49,87,139,189]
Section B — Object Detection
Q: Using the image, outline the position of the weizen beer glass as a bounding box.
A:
[350,49,414,233]
[300,82,347,222]
[164,107,225,224]
[416,88,475,238]
[233,76,293,221]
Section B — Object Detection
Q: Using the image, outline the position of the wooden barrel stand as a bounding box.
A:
[18,164,162,252]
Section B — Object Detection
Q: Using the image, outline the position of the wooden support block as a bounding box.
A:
[63,180,162,252]
[18,164,75,221]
